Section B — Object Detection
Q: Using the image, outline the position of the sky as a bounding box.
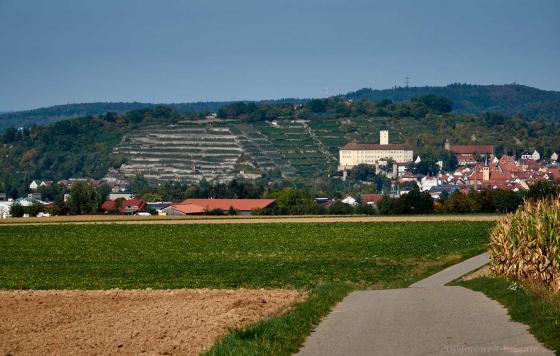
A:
[0,0,559,111]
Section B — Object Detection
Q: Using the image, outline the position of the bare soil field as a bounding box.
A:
[0,214,501,226]
[0,289,304,355]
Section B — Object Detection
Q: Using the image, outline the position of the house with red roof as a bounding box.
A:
[360,194,384,206]
[162,198,275,216]
[100,199,146,214]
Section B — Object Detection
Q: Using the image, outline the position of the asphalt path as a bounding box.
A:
[298,253,552,356]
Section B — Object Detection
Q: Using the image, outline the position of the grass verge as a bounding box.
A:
[206,283,353,355]
[458,277,560,354]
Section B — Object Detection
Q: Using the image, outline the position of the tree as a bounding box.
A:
[268,188,319,215]
[130,174,150,195]
[67,182,99,214]
[441,152,458,172]
[97,183,112,202]
[472,189,494,213]
[377,196,397,215]
[412,95,453,113]
[9,203,25,217]
[526,181,558,201]
[493,190,522,213]
[50,195,68,216]
[348,164,376,181]
[395,187,434,214]
[328,201,354,215]
[28,202,44,217]
[142,193,163,202]
[444,191,473,213]
[307,99,328,113]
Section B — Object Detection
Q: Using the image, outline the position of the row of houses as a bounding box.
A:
[383,154,560,200]
[29,177,130,193]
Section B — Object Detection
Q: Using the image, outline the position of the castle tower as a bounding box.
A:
[380,130,389,145]
[482,157,490,181]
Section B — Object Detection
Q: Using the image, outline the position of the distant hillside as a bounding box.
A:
[3,98,560,196]
[0,101,229,131]
[2,83,559,131]
[343,84,560,120]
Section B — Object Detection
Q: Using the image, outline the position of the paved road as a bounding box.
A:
[298,253,552,356]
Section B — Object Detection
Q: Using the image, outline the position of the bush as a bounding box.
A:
[9,202,25,217]
[490,196,560,292]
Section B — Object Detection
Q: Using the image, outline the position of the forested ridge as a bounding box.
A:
[2,84,559,131]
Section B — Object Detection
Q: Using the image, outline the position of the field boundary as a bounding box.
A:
[0,214,502,226]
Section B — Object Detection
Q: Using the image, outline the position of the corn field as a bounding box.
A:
[490,196,560,292]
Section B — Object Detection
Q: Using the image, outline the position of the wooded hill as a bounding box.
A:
[2,95,560,196]
[2,84,559,131]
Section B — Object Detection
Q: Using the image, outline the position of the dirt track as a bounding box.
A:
[0,289,304,355]
[0,214,501,226]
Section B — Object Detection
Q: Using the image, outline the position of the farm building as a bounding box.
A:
[101,199,146,214]
[338,130,414,170]
[163,198,275,216]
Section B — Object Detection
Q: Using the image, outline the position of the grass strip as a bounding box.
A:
[206,283,353,355]
[458,277,560,354]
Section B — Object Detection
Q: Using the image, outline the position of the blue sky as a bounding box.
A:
[0,0,558,111]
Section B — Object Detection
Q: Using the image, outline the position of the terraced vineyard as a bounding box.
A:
[110,116,407,182]
[114,120,245,183]
[250,120,336,178]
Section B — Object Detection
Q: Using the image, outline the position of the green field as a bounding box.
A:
[0,221,492,354]
[0,222,491,290]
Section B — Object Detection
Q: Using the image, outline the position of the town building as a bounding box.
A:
[108,192,134,201]
[444,139,494,166]
[338,130,414,170]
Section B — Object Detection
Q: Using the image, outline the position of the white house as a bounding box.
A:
[420,176,440,192]
[341,196,357,206]
[15,197,46,207]
[551,152,558,163]
[29,180,39,190]
[0,201,12,218]
[531,150,541,161]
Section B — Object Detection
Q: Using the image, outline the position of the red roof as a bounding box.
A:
[119,199,146,213]
[449,145,494,154]
[168,204,207,214]
[100,200,116,211]
[361,194,384,205]
[341,143,413,151]
[177,199,275,212]
[100,199,145,213]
